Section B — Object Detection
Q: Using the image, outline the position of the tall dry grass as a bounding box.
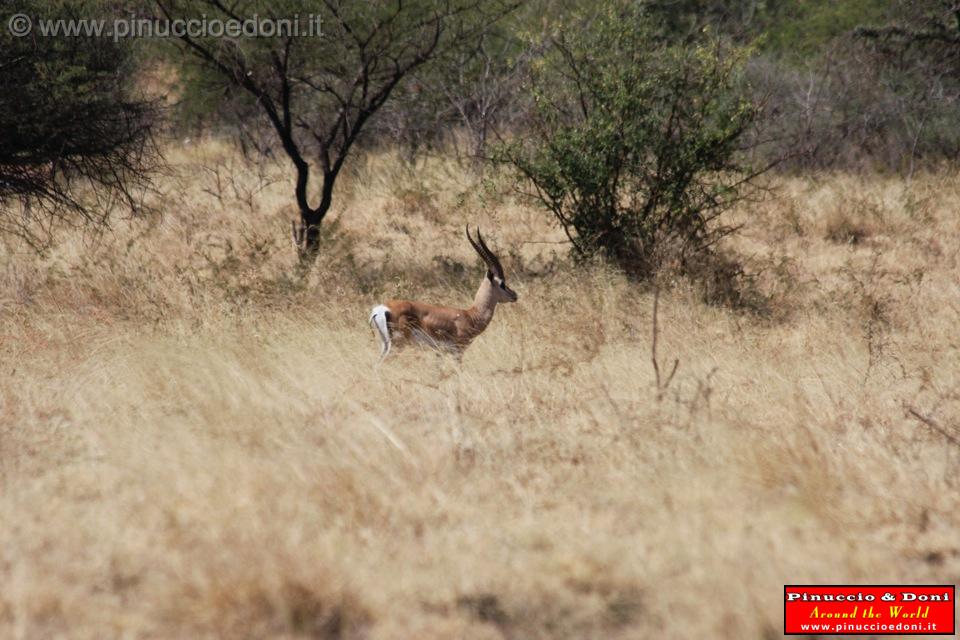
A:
[2,141,959,639]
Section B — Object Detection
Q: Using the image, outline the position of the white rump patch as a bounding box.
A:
[369,305,391,361]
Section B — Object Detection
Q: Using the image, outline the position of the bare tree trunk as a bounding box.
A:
[291,216,323,271]
[290,171,335,270]
[291,209,325,271]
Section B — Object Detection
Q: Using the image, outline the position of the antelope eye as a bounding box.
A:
[499,281,506,289]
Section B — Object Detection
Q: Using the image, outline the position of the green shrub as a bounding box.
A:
[499,4,762,277]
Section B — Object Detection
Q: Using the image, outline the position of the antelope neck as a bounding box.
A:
[468,276,499,327]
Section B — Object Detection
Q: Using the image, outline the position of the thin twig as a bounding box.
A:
[905,405,960,448]
[651,285,679,402]
[651,287,662,389]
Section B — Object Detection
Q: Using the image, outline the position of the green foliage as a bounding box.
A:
[636,0,893,60]
[499,4,761,276]
[759,0,892,60]
[0,0,157,245]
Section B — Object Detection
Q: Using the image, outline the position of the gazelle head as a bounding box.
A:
[466,226,518,303]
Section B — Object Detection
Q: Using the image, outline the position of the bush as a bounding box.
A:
[498,4,763,277]
[0,0,159,248]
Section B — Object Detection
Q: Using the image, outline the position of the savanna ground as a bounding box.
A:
[2,141,959,639]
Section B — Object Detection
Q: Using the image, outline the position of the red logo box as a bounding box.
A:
[785,585,955,635]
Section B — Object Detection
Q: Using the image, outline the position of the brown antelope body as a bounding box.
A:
[369,227,518,362]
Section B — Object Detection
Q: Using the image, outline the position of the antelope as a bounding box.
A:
[369,227,518,363]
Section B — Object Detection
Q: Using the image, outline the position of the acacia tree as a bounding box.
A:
[158,0,518,265]
[0,0,158,250]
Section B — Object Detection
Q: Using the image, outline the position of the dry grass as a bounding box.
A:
[2,142,960,639]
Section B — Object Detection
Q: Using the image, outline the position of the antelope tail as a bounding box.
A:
[369,305,392,362]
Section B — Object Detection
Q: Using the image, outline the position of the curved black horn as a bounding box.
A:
[476,229,505,280]
[466,225,494,274]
